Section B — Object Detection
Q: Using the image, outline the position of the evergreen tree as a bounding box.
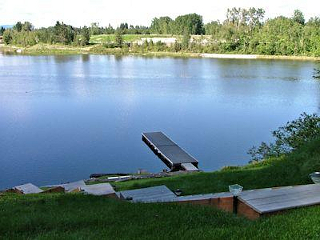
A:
[0,26,5,36]
[115,29,123,47]
[80,26,90,46]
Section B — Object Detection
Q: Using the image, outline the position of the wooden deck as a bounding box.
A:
[10,183,43,194]
[239,184,320,214]
[119,185,177,202]
[81,183,116,197]
[120,184,320,219]
[46,180,86,192]
[142,132,199,171]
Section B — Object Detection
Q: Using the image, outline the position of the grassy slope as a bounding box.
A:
[114,136,320,194]
[1,137,320,239]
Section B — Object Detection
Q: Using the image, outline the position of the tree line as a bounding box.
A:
[1,9,320,56]
[2,21,90,46]
[203,8,320,56]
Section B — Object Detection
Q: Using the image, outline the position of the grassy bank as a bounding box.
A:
[2,43,320,61]
[0,43,198,58]
[114,136,320,194]
[1,136,320,239]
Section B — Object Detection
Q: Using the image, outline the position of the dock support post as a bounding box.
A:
[233,196,238,214]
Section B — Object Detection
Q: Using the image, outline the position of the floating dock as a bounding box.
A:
[142,132,199,171]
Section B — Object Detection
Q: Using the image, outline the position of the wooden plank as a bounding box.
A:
[81,183,116,196]
[42,186,65,194]
[257,195,320,213]
[237,200,261,220]
[156,145,198,165]
[61,180,86,192]
[173,192,232,202]
[245,188,320,207]
[240,184,320,202]
[181,163,199,171]
[239,184,320,214]
[119,185,177,202]
[255,191,320,211]
[239,185,315,201]
[13,183,43,194]
[143,132,175,146]
[124,191,177,203]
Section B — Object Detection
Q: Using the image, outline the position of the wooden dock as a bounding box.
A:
[142,132,199,171]
[119,184,320,219]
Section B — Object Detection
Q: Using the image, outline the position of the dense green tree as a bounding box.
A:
[119,23,128,30]
[173,40,181,52]
[257,16,303,55]
[182,30,190,49]
[22,22,33,31]
[303,17,320,55]
[150,17,173,34]
[13,21,33,32]
[0,26,5,36]
[105,24,115,34]
[204,21,221,37]
[247,8,265,30]
[2,29,13,44]
[293,9,305,25]
[13,21,22,32]
[79,26,90,46]
[90,22,102,35]
[4,8,320,56]
[173,14,204,35]
[53,21,75,44]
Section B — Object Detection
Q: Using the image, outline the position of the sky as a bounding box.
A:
[0,0,320,28]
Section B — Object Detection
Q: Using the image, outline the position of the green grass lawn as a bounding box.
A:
[1,137,320,239]
[90,34,175,44]
[1,194,320,239]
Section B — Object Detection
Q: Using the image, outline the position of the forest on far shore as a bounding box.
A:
[1,8,320,56]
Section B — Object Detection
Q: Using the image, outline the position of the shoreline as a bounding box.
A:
[1,44,320,61]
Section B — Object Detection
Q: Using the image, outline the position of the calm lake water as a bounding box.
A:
[0,54,319,189]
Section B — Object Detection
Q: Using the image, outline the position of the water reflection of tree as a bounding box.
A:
[81,54,90,62]
[313,68,320,79]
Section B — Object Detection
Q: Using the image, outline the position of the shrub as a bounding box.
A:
[248,112,320,161]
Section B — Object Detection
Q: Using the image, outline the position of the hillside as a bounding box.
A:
[1,136,320,239]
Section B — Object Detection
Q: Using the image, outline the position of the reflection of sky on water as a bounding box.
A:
[0,54,320,189]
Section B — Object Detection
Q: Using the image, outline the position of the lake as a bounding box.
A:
[0,54,319,189]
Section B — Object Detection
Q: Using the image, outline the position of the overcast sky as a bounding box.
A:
[0,0,319,27]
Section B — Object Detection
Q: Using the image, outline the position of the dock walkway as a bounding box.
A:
[142,132,199,171]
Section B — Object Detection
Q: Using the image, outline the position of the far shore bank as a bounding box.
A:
[1,44,320,61]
